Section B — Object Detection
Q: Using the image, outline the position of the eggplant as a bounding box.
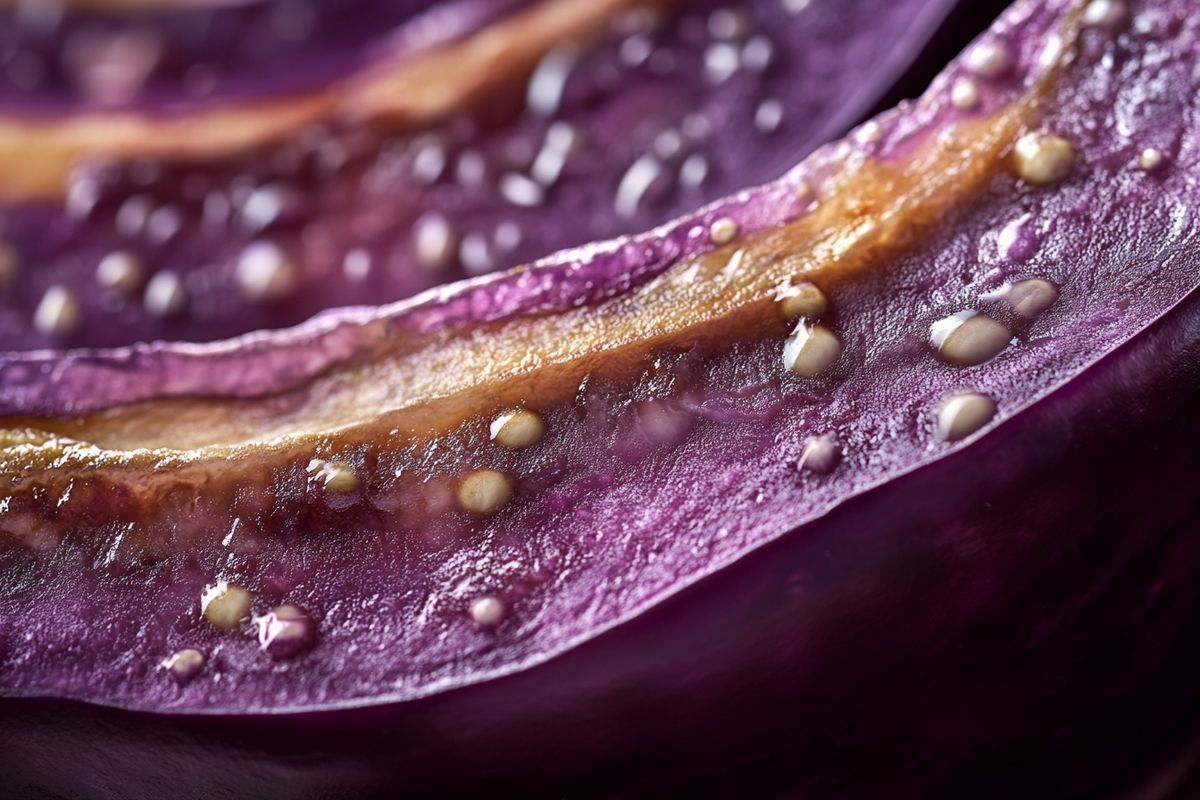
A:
[4,0,1200,797]
[0,0,973,350]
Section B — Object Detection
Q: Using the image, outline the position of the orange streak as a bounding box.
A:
[0,4,1087,492]
[0,104,1030,464]
[0,0,652,201]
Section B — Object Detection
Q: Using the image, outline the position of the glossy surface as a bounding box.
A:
[0,0,967,350]
[3,0,1200,797]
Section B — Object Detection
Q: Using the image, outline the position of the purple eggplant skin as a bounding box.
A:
[5,2,1200,798]
[0,0,985,352]
[0,0,515,113]
[2,272,1199,799]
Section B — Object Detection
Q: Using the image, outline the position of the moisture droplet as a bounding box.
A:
[96,251,143,294]
[33,286,81,336]
[951,79,980,111]
[414,213,457,271]
[1138,148,1165,172]
[680,154,710,188]
[499,172,545,207]
[470,596,506,627]
[490,409,546,449]
[459,232,494,275]
[964,41,1012,79]
[201,582,253,631]
[527,46,578,117]
[143,270,188,318]
[799,435,841,474]
[1083,0,1127,29]
[705,42,740,83]
[1013,133,1076,186]
[306,459,360,493]
[457,469,513,515]
[776,280,828,320]
[709,217,739,245]
[934,392,997,441]
[783,322,842,376]
[343,248,371,282]
[930,311,1011,366]
[615,154,664,219]
[256,605,316,659]
[741,36,774,72]
[236,242,297,301]
[987,278,1058,319]
[162,648,205,683]
[755,98,784,134]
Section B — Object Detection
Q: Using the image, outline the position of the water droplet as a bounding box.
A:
[527,46,578,117]
[776,279,828,320]
[679,154,710,188]
[704,42,740,83]
[410,136,447,184]
[619,34,653,67]
[414,213,457,271]
[531,122,578,186]
[709,217,739,245]
[457,469,513,515]
[799,435,841,474]
[490,409,546,449]
[934,392,997,441]
[239,183,295,231]
[783,322,841,376]
[997,215,1039,262]
[236,242,297,301]
[471,596,506,627]
[615,154,664,219]
[460,232,494,275]
[146,205,183,244]
[930,311,1011,366]
[1083,0,1127,29]
[306,459,360,493]
[499,172,545,207]
[653,129,684,160]
[986,278,1059,319]
[255,605,316,658]
[1138,147,1165,172]
[1013,133,1076,186]
[343,248,371,282]
[755,98,784,134]
[456,150,487,186]
[143,270,188,318]
[96,251,143,294]
[709,8,752,40]
[33,286,81,336]
[741,36,774,72]
[951,79,980,111]
[115,194,153,237]
[964,41,1012,79]
[201,582,253,631]
[162,648,205,683]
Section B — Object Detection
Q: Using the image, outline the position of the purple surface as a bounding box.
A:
[2,0,1200,797]
[0,0,966,352]
[0,0,516,112]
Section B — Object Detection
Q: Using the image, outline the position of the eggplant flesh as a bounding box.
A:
[2,0,1200,797]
